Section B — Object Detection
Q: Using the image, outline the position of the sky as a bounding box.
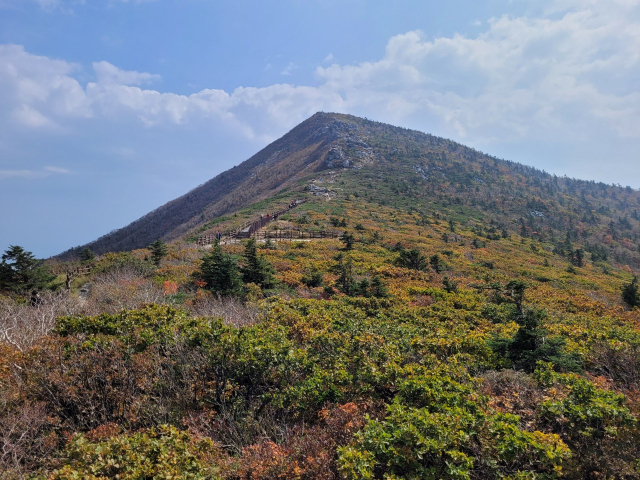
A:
[1,0,639,258]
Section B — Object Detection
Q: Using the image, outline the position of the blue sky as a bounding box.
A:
[1,0,639,258]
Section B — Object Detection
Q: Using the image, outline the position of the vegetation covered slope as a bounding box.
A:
[60,112,640,270]
[58,112,339,258]
[3,113,640,478]
[4,189,640,478]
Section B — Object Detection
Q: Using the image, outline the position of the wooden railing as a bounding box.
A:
[49,264,94,276]
[256,229,340,240]
[197,199,310,246]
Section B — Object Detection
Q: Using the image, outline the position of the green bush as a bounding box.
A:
[338,369,569,479]
[41,425,220,479]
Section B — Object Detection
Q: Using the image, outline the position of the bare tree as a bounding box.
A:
[86,268,164,315]
[0,291,83,352]
[0,401,54,477]
[186,293,261,327]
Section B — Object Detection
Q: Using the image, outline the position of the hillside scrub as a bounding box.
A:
[1,295,639,477]
[4,135,640,477]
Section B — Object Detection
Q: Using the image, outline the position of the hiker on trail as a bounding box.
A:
[30,290,43,307]
[216,232,222,241]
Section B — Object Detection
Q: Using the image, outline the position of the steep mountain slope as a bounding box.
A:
[59,112,352,257]
[60,113,640,270]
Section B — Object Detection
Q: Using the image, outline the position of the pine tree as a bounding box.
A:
[487,280,581,373]
[240,238,276,289]
[358,278,371,297]
[149,240,168,267]
[396,248,428,271]
[442,276,458,293]
[622,276,640,308]
[334,254,357,296]
[429,253,446,273]
[370,275,388,298]
[198,241,243,297]
[506,308,581,373]
[79,248,95,263]
[0,245,55,294]
[570,248,584,267]
[340,232,355,251]
[302,269,323,288]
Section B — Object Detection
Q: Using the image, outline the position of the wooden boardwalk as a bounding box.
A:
[196,200,341,246]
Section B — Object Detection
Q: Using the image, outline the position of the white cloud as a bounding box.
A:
[0,0,83,13]
[314,3,640,145]
[93,61,161,86]
[280,62,298,76]
[44,165,71,173]
[0,166,70,179]
[0,169,39,179]
[0,0,638,186]
[33,0,60,8]
[12,105,57,128]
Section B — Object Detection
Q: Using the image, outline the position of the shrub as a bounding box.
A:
[40,425,220,479]
[339,370,569,479]
[535,362,640,478]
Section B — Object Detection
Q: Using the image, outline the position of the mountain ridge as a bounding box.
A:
[59,112,640,270]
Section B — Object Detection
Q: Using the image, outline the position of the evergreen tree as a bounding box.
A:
[370,275,388,298]
[487,281,581,373]
[563,235,573,256]
[570,248,584,267]
[442,276,458,293]
[302,269,324,288]
[340,232,355,251]
[149,240,168,267]
[334,254,357,296]
[429,253,446,273]
[396,248,428,271]
[198,241,243,297]
[0,245,55,294]
[79,248,95,263]
[622,276,640,308]
[504,279,527,315]
[506,308,581,373]
[240,238,276,289]
[358,278,371,297]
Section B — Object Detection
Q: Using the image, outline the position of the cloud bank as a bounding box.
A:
[1,0,638,178]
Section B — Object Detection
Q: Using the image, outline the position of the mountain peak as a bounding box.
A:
[58,113,640,273]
